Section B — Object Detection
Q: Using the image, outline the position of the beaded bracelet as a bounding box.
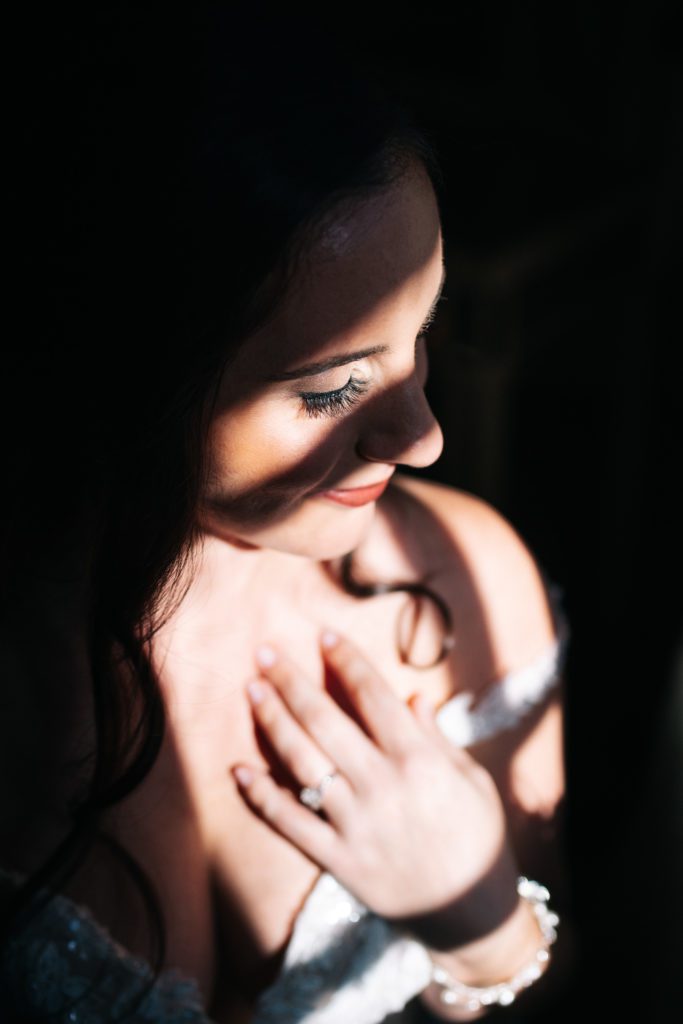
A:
[429,877,559,1012]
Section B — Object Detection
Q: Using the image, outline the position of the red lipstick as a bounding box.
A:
[319,478,391,507]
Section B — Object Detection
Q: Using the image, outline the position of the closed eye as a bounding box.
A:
[299,374,370,418]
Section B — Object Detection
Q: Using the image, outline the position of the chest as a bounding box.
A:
[100,590,469,1011]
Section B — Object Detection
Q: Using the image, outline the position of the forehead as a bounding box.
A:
[232,165,442,375]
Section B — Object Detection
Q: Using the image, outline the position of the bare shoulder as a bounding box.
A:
[385,482,567,890]
[386,473,558,678]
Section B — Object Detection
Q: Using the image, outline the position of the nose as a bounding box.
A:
[356,376,444,469]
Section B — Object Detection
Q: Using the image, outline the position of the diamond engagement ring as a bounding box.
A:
[299,772,338,811]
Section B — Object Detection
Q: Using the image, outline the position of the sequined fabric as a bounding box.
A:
[0,879,210,1022]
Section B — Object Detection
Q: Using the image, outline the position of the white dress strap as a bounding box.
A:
[436,578,569,748]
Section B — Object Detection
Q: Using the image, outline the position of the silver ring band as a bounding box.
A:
[299,772,338,811]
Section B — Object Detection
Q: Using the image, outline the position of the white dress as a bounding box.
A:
[0,587,568,1024]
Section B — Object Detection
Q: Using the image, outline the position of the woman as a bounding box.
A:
[1,8,571,1022]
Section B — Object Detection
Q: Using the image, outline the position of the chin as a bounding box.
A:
[206,501,376,561]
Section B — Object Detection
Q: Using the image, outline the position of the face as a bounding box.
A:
[200,162,445,560]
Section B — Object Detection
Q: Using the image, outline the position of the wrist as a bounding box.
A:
[428,889,543,987]
[423,877,559,1015]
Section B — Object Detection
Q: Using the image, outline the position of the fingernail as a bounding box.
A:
[233,766,253,786]
[320,630,338,650]
[256,644,277,667]
[247,680,266,704]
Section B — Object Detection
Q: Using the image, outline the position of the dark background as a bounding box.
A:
[7,5,679,1020]
[335,4,682,1020]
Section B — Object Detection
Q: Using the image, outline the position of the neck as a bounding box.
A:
[189,530,339,606]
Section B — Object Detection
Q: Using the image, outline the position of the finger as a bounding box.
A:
[246,678,352,826]
[232,764,341,871]
[409,692,475,770]
[319,631,424,756]
[254,645,383,789]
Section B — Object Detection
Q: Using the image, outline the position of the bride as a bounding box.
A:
[1,8,571,1022]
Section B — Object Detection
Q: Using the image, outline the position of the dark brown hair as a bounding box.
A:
[1,6,447,1017]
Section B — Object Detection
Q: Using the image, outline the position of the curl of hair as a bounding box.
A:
[339,552,456,670]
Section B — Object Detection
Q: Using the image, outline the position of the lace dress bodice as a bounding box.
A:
[1,588,568,1024]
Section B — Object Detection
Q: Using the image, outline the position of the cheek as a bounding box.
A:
[204,401,352,505]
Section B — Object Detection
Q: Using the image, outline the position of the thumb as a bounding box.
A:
[408,692,440,731]
[409,693,482,775]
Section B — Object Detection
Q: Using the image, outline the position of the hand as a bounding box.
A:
[231,631,521,935]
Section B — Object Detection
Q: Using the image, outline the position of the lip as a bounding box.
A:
[319,477,392,508]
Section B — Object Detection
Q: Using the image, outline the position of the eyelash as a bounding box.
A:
[297,326,433,419]
[299,375,370,418]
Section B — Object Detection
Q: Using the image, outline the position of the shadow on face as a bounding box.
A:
[200,163,446,559]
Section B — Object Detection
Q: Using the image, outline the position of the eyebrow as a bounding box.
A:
[268,264,447,382]
[267,344,390,382]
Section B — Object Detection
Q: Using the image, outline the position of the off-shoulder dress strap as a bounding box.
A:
[436,571,569,748]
